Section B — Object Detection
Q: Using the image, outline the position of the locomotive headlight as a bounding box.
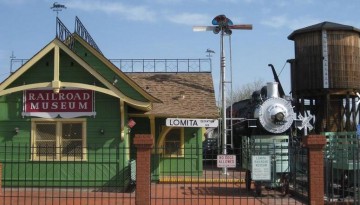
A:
[269,105,286,122]
[274,112,285,121]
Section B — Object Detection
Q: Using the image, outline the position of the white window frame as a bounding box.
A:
[31,118,87,161]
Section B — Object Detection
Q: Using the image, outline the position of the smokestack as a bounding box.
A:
[267,82,279,98]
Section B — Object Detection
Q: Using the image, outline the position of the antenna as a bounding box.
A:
[51,2,66,17]
[206,49,215,71]
[10,51,16,73]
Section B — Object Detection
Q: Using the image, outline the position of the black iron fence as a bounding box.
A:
[0,143,310,205]
[150,145,309,205]
[0,144,136,205]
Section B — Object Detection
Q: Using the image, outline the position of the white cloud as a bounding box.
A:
[67,1,157,22]
[261,15,320,30]
[166,13,211,26]
[153,0,184,4]
[261,15,288,28]
[289,17,320,30]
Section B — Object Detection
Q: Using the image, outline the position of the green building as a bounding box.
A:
[0,17,218,190]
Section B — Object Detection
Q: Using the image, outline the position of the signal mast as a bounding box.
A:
[193,15,252,174]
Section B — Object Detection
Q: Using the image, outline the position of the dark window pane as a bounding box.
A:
[62,123,82,139]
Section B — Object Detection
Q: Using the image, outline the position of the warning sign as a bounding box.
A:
[217,155,236,168]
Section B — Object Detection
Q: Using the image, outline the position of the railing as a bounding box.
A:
[56,17,72,43]
[0,144,136,205]
[110,58,212,73]
[10,59,28,73]
[324,132,360,203]
[74,16,102,54]
[8,58,212,75]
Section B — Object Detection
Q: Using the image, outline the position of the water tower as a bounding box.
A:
[288,22,360,133]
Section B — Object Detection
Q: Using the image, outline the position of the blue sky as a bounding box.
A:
[0,0,359,100]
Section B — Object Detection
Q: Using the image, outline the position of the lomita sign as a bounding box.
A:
[166,118,218,128]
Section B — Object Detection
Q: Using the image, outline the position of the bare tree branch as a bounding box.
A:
[227,79,264,105]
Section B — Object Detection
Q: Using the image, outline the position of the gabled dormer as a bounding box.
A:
[0,17,160,111]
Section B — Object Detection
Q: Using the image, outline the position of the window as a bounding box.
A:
[164,129,181,155]
[31,119,86,161]
[158,127,184,157]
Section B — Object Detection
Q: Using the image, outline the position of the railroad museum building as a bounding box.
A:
[0,17,218,189]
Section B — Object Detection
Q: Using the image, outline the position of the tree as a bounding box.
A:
[226,79,264,105]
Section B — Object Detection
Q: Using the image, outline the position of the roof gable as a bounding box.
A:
[0,38,157,111]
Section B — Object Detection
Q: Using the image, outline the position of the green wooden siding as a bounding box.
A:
[1,146,130,189]
[0,93,30,143]
[150,118,203,180]
[0,90,132,189]
[59,50,106,87]
[7,51,54,89]
[72,41,148,101]
[159,127,203,177]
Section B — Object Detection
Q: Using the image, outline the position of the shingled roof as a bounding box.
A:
[126,73,219,118]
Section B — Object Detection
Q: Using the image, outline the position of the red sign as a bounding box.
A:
[23,89,95,118]
[128,119,136,128]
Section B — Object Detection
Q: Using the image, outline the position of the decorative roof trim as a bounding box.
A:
[72,34,161,103]
[0,39,153,111]
[288,21,360,40]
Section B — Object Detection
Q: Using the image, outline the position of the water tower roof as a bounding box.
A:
[288,21,360,40]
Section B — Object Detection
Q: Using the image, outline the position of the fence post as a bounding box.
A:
[133,134,154,205]
[0,162,2,195]
[304,135,326,205]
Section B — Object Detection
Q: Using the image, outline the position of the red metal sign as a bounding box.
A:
[128,119,136,128]
[23,89,96,118]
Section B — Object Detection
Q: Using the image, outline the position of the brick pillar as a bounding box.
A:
[304,135,326,205]
[0,163,2,195]
[133,134,154,205]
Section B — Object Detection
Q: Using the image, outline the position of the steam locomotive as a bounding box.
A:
[228,64,298,194]
[230,81,296,139]
[229,64,296,138]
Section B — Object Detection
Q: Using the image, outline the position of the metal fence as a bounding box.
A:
[324,132,360,204]
[151,145,309,205]
[0,143,309,205]
[110,59,212,73]
[0,144,136,205]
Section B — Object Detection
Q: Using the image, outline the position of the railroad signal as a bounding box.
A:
[193,14,252,175]
[193,14,252,35]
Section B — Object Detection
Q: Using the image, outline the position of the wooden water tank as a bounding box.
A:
[288,22,360,95]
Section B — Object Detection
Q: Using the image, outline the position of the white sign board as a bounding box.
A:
[166,118,218,128]
[217,155,236,168]
[251,155,271,181]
